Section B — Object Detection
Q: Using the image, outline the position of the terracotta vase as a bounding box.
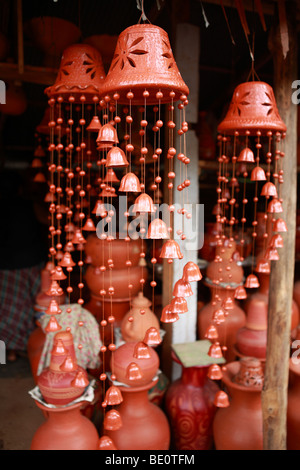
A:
[105,380,170,450]
[213,358,264,450]
[198,287,246,362]
[85,235,142,268]
[121,292,160,343]
[30,401,99,450]
[165,364,219,450]
[287,358,300,450]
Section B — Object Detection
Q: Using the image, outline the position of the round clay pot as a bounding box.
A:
[113,341,159,387]
[85,264,145,299]
[121,292,160,343]
[30,401,99,450]
[105,380,170,450]
[85,235,142,268]
[213,359,263,450]
[198,287,246,362]
[165,364,219,450]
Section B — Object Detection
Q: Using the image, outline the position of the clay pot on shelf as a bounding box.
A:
[30,401,99,450]
[213,358,264,450]
[165,359,219,450]
[27,323,46,384]
[121,292,160,343]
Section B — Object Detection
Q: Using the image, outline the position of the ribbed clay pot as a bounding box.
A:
[165,364,219,450]
[213,358,264,450]
[30,401,99,450]
[85,264,145,300]
[105,380,170,450]
[85,235,142,268]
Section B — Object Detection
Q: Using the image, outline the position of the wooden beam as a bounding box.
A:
[0,62,57,86]
[261,0,298,450]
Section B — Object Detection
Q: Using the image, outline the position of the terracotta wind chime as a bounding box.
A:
[91,16,204,449]
[203,76,287,407]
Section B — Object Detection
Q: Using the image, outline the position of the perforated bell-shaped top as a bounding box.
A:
[217,81,286,135]
[45,44,106,102]
[100,23,189,105]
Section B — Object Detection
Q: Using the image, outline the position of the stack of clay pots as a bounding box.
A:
[84,235,146,330]
[31,330,99,450]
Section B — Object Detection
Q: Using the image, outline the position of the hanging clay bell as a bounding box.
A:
[105,386,123,406]
[60,356,77,372]
[147,218,169,239]
[143,327,162,346]
[103,168,120,183]
[119,172,142,192]
[126,362,143,381]
[98,436,118,450]
[106,146,129,168]
[97,123,119,144]
[72,229,86,245]
[273,218,287,232]
[133,342,151,359]
[86,115,102,132]
[234,285,247,299]
[59,252,76,267]
[214,390,230,408]
[45,315,62,333]
[204,324,219,340]
[208,342,223,359]
[207,364,223,380]
[82,217,96,231]
[255,258,270,273]
[31,158,43,168]
[46,281,64,297]
[222,296,235,310]
[172,279,193,297]
[267,199,283,213]
[160,240,183,259]
[103,409,123,431]
[132,193,155,213]
[245,274,260,288]
[237,148,255,163]
[264,246,280,261]
[170,296,188,314]
[92,199,107,216]
[251,167,266,181]
[46,299,62,315]
[51,266,67,281]
[182,261,202,282]
[71,370,89,388]
[269,233,284,248]
[160,304,179,323]
[261,182,278,197]
[212,308,226,324]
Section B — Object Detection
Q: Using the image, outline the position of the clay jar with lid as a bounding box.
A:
[121,292,160,343]
[106,341,170,450]
[37,330,88,406]
[197,241,246,361]
[213,357,264,450]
